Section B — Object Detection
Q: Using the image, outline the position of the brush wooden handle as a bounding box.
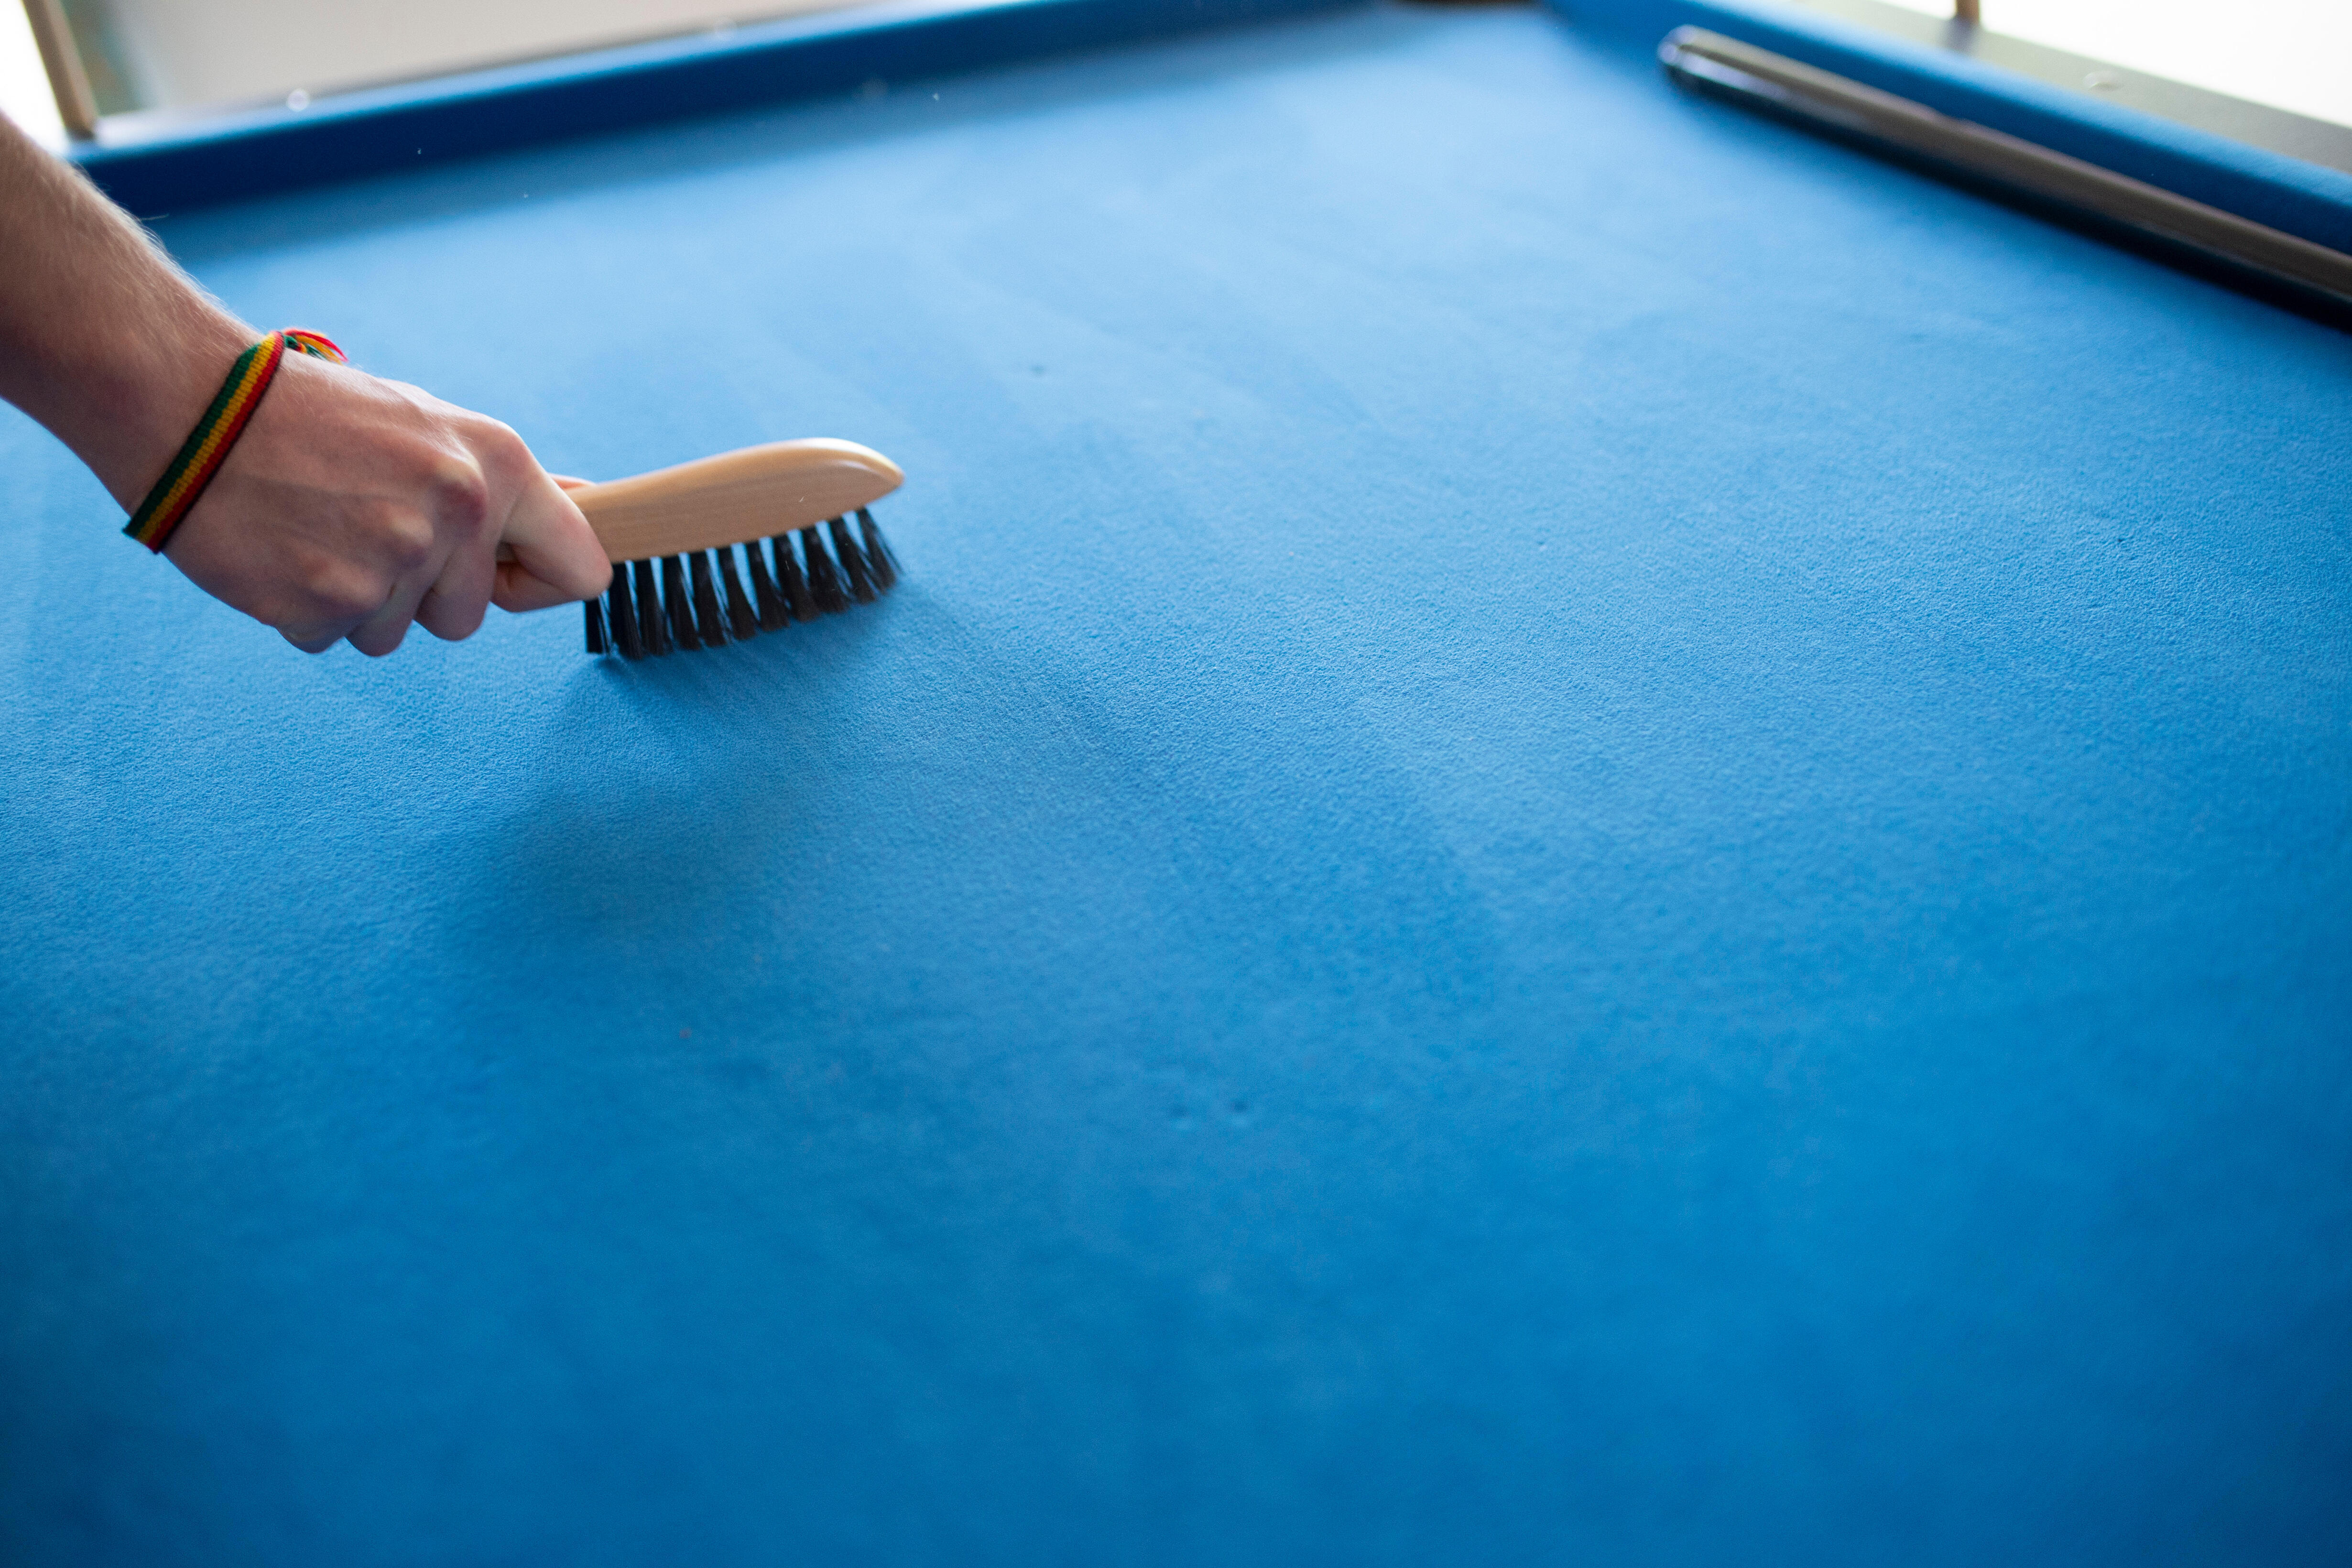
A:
[497,438,905,564]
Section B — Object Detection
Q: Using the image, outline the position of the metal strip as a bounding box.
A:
[1660,26,2352,312]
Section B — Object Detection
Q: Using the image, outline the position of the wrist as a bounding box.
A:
[65,304,256,511]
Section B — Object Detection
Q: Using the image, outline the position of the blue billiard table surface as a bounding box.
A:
[4,0,2349,1561]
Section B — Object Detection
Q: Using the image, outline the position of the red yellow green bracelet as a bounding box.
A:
[123,328,347,552]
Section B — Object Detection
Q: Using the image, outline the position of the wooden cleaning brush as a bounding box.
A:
[517,438,905,658]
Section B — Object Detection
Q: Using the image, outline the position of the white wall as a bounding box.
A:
[1876,0,2350,128]
[7,1,2345,133]
[95,0,853,110]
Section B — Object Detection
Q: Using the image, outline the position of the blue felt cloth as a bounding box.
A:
[4,6,2350,1562]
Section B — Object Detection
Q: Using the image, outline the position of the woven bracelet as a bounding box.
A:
[123,328,347,552]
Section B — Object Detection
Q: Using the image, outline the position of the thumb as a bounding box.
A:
[495,470,612,612]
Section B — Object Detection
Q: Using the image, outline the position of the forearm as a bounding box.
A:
[1,110,608,656]
[0,111,249,507]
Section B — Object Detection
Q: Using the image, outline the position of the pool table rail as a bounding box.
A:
[1659,27,2352,327]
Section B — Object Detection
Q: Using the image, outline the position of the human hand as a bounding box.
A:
[161,349,611,655]
[0,114,609,656]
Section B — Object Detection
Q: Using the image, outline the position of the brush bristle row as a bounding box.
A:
[771,533,813,622]
[719,547,759,641]
[857,509,897,591]
[801,524,849,616]
[746,539,786,631]
[590,511,903,659]
[634,559,670,657]
[830,516,877,603]
[689,552,727,647]
[662,555,698,651]
[608,562,642,658]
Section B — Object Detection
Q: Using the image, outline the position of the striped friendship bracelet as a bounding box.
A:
[123,328,347,552]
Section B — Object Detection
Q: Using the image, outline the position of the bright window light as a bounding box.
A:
[1875,0,2352,129]
[0,3,67,146]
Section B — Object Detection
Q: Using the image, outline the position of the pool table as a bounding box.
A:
[4,0,2349,1561]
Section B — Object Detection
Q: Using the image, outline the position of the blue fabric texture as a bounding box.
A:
[1557,0,2352,250]
[4,7,2350,1563]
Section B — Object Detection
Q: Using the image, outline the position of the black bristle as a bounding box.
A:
[746,536,786,630]
[830,516,877,603]
[690,551,727,646]
[718,546,760,641]
[594,520,898,661]
[634,559,671,656]
[857,508,898,591]
[664,555,700,651]
[802,524,849,615]
[770,534,813,622]
[608,572,643,660]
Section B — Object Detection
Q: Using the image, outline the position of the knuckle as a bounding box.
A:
[431,458,493,536]
[392,520,437,572]
[303,560,383,623]
[473,415,525,456]
[473,420,534,483]
[364,500,436,571]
